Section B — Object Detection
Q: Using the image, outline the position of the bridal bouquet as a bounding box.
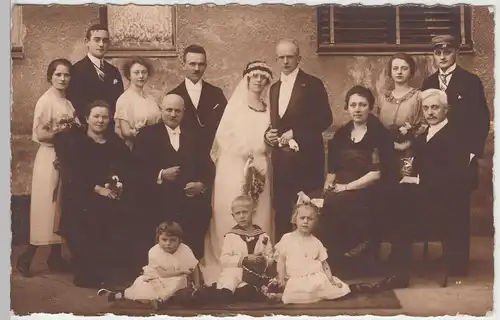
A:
[243,155,266,202]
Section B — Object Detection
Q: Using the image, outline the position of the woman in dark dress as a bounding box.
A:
[322,86,397,260]
[58,100,131,288]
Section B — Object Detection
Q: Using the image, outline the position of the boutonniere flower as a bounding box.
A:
[301,83,306,87]
[113,79,119,84]
[398,122,412,136]
[458,95,462,99]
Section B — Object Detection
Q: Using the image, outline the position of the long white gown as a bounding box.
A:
[201,79,274,285]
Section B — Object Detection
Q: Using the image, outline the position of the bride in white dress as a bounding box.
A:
[202,61,275,285]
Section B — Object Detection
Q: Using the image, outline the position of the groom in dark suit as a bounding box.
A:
[67,24,124,128]
[132,94,215,261]
[168,44,228,156]
[265,39,333,241]
[421,35,490,275]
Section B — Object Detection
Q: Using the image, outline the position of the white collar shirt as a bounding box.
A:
[278,67,300,117]
[185,78,203,109]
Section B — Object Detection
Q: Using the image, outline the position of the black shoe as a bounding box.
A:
[47,256,71,273]
[344,241,372,258]
[349,282,376,294]
[16,254,33,278]
[373,275,410,292]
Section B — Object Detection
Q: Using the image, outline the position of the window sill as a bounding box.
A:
[317,43,474,56]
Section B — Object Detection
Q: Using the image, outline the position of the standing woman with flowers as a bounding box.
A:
[377,53,426,177]
[115,57,161,149]
[16,59,75,277]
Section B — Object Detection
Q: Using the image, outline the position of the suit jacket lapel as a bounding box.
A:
[159,124,178,154]
[428,72,440,90]
[270,82,280,126]
[198,81,210,112]
[445,66,462,95]
[84,56,102,84]
[180,82,196,110]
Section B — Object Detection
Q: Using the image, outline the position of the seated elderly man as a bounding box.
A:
[375,88,470,291]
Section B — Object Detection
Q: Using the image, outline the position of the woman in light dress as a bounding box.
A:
[16,59,75,277]
[377,53,425,177]
[115,57,161,149]
[202,61,275,285]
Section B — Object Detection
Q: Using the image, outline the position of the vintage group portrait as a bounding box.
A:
[9,1,494,317]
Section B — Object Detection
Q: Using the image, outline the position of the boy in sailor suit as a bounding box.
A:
[215,195,274,303]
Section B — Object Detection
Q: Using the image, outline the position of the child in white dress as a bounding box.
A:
[275,203,351,304]
[214,195,274,303]
[98,221,199,306]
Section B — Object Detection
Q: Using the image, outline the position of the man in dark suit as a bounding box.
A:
[168,44,227,156]
[421,35,490,275]
[265,39,333,241]
[67,24,124,129]
[379,89,469,290]
[132,94,215,262]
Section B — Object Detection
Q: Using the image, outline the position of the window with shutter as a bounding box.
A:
[317,4,473,55]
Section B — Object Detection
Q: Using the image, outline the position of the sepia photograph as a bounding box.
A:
[10,2,494,317]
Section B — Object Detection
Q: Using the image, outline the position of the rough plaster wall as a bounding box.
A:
[10,4,494,196]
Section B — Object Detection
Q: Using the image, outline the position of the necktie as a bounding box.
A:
[440,73,450,91]
[94,60,105,82]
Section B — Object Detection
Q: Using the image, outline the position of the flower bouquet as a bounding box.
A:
[243,155,266,203]
[389,121,427,177]
[260,277,284,304]
[104,175,124,198]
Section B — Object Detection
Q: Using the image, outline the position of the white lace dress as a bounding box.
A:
[275,232,351,304]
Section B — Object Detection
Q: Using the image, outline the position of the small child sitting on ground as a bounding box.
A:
[98,221,199,308]
[275,203,351,304]
[213,195,274,304]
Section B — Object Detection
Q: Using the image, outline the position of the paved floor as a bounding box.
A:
[10,237,494,317]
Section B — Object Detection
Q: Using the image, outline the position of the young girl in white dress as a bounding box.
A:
[98,221,199,306]
[275,203,351,304]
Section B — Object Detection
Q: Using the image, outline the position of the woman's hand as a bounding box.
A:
[333,183,349,193]
[394,140,411,151]
[95,185,120,199]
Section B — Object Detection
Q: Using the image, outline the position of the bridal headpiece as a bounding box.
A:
[243,60,273,81]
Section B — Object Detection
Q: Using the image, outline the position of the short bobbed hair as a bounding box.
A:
[290,203,320,230]
[123,56,154,80]
[156,221,184,242]
[344,85,376,110]
[85,100,111,118]
[46,58,72,83]
[387,53,417,78]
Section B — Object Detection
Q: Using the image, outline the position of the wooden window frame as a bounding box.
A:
[317,5,473,55]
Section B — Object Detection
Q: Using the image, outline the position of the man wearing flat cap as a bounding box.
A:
[421,35,490,276]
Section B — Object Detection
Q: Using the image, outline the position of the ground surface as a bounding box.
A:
[10,237,494,317]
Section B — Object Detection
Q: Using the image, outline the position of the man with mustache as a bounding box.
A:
[376,89,469,290]
[168,45,228,157]
[67,24,124,130]
[421,35,490,276]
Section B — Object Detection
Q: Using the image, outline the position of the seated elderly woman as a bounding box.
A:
[321,85,398,261]
[58,100,131,288]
